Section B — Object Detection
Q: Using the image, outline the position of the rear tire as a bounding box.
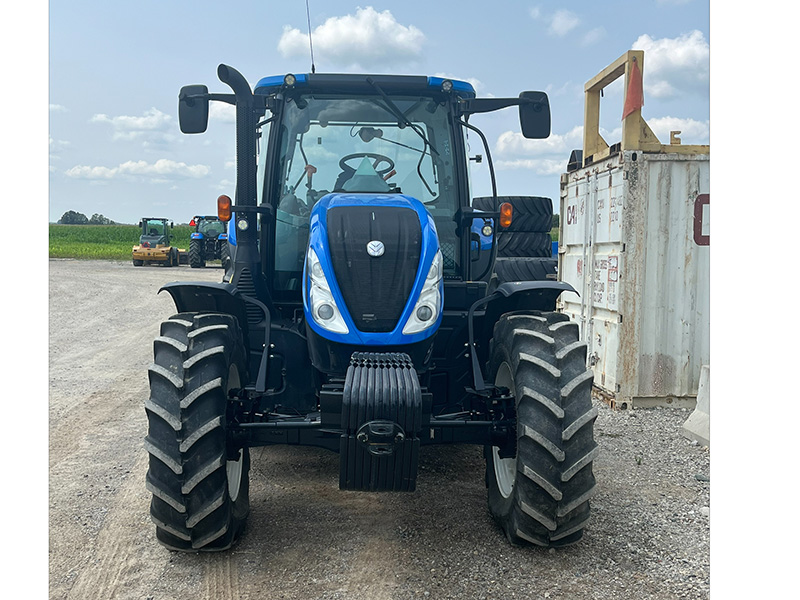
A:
[486,311,597,547]
[189,240,204,268]
[497,231,552,258]
[473,196,553,233]
[145,312,250,551]
[133,259,144,267]
[493,257,557,283]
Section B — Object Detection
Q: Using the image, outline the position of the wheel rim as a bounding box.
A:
[226,364,242,502]
[493,361,517,499]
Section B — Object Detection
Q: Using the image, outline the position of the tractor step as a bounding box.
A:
[339,352,424,492]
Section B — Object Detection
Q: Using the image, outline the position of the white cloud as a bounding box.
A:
[49,104,68,113]
[582,27,605,46]
[91,107,175,142]
[490,114,708,177]
[496,126,584,159]
[493,126,584,175]
[49,136,70,159]
[64,159,210,181]
[215,178,235,191]
[549,10,580,36]
[632,31,709,98]
[646,116,709,144]
[210,102,236,124]
[277,7,425,70]
[496,158,567,176]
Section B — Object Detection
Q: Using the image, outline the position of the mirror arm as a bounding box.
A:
[458,97,539,116]
[457,118,498,282]
[458,119,497,206]
[208,93,236,105]
[179,91,236,106]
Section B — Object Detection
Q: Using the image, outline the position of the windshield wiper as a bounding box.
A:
[366,77,438,197]
[366,77,439,157]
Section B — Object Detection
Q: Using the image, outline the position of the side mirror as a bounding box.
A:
[137,221,142,228]
[178,85,210,134]
[519,91,551,139]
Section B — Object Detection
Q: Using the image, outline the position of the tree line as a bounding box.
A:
[57,211,116,225]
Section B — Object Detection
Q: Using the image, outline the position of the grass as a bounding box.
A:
[49,224,194,260]
[49,224,560,260]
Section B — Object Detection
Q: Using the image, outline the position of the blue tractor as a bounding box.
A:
[188,215,229,268]
[145,65,597,552]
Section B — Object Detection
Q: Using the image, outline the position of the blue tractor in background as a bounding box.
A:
[188,215,229,268]
[144,65,597,552]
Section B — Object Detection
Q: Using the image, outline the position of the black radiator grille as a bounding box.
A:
[327,206,421,332]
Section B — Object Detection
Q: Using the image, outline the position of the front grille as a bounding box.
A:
[327,206,421,332]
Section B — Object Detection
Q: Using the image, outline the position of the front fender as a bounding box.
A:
[490,280,577,310]
[467,280,579,393]
[158,281,252,344]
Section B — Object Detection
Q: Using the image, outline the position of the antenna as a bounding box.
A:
[305,0,316,74]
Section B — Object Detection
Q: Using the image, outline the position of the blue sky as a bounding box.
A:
[48,1,710,224]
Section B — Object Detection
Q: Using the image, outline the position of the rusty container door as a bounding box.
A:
[558,151,709,409]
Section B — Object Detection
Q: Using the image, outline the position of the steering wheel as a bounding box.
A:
[338,153,395,177]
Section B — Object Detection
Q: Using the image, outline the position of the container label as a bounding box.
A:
[590,255,620,311]
[608,256,619,282]
[693,194,710,246]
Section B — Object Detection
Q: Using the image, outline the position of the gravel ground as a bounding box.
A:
[48,259,710,599]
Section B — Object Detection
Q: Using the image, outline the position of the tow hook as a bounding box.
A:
[355,420,406,456]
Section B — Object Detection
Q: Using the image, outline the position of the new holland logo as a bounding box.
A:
[366,240,385,257]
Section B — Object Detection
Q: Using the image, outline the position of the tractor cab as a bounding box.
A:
[138,217,171,248]
[132,217,183,267]
[190,215,227,238]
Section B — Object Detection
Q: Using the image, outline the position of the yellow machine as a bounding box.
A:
[131,217,187,266]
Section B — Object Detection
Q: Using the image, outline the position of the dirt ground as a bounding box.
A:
[48,259,710,600]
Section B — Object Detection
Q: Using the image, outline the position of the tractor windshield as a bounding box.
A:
[198,219,225,238]
[268,95,460,292]
[143,220,167,237]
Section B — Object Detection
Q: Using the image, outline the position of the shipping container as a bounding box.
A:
[557,51,710,409]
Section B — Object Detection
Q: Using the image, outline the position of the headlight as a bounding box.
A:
[306,247,349,334]
[403,250,443,335]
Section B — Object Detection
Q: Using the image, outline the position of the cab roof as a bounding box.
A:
[254,73,476,98]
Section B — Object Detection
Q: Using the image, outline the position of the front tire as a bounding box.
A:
[220,241,231,271]
[144,312,250,551]
[486,311,598,547]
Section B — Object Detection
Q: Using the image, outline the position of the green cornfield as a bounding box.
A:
[49,223,559,260]
[49,224,194,260]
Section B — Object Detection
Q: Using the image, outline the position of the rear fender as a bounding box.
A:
[190,232,204,240]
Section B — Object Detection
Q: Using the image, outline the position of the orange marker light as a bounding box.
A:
[217,195,232,222]
[499,202,513,228]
